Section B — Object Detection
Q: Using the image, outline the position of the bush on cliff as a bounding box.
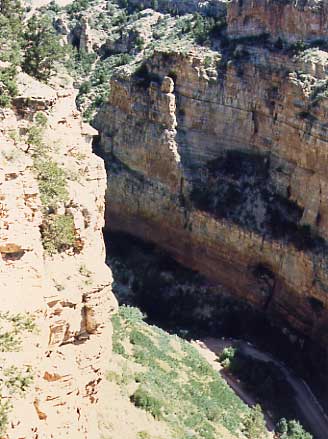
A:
[28,120,79,256]
[22,15,63,81]
[41,213,76,255]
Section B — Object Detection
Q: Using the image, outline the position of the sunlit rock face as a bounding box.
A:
[96,0,328,360]
[0,77,117,439]
[227,0,328,43]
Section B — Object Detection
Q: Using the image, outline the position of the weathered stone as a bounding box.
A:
[96,41,328,358]
[227,0,328,43]
[0,82,117,439]
[161,76,175,93]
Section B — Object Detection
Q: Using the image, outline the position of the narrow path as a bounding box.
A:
[197,337,328,439]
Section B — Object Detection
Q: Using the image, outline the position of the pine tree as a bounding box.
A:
[0,0,23,106]
[242,404,268,439]
[22,16,63,81]
[0,0,22,20]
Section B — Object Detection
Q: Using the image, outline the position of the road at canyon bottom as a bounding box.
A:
[196,337,328,439]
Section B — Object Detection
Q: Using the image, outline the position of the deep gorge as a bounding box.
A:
[95,45,328,392]
[1,0,328,437]
[92,0,328,425]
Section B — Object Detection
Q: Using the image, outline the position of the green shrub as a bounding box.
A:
[242,405,268,439]
[0,364,34,436]
[118,305,145,325]
[191,14,226,45]
[0,400,11,437]
[276,419,312,439]
[41,213,76,255]
[0,312,36,352]
[27,125,44,149]
[0,66,18,107]
[0,93,11,108]
[66,0,89,15]
[79,81,91,95]
[33,159,69,211]
[131,387,163,419]
[0,309,36,433]
[47,0,61,13]
[3,366,34,395]
[28,119,76,255]
[34,111,48,128]
[129,329,152,347]
[219,346,236,368]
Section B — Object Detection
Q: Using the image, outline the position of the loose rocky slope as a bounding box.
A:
[96,0,328,371]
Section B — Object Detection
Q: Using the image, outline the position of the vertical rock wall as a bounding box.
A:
[0,77,117,439]
[95,0,328,357]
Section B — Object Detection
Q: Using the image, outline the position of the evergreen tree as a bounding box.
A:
[242,404,268,439]
[276,418,312,439]
[22,15,63,81]
[0,0,23,106]
[0,0,22,20]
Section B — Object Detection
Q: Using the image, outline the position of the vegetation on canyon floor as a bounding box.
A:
[110,305,313,439]
[107,232,315,439]
[219,347,312,439]
[110,305,254,439]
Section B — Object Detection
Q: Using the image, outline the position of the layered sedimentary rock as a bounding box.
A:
[96,0,328,356]
[0,76,117,438]
[228,0,328,43]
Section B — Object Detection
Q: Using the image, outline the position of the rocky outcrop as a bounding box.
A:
[227,0,328,43]
[96,16,328,362]
[101,10,163,56]
[0,78,117,438]
[125,0,227,17]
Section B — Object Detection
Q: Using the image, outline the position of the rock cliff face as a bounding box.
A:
[0,74,117,438]
[228,0,328,43]
[96,0,328,361]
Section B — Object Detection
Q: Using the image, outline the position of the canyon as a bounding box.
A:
[96,0,328,374]
[1,0,328,437]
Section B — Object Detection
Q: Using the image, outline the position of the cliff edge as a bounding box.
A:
[0,72,117,439]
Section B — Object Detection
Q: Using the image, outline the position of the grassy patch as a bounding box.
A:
[33,159,69,211]
[109,306,249,439]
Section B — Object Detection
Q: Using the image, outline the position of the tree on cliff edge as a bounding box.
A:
[22,16,63,81]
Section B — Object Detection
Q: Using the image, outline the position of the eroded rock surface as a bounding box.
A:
[96,1,328,363]
[227,0,328,43]
[0,79,117,439]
